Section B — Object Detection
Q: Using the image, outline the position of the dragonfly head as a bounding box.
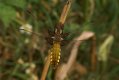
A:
[53,23,64,42]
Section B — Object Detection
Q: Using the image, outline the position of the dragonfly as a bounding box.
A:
[45,0,73,68]
[19,0,73,69]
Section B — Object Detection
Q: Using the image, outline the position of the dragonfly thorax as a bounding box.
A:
[51,34,63,42]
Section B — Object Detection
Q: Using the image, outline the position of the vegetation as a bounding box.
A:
[0,0,119,80]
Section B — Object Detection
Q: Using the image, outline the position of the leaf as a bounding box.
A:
[0,3,16,26]
[98,35,114,62]
[3,0,27,9]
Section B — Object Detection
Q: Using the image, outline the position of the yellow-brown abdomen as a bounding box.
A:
[50,42,61,69]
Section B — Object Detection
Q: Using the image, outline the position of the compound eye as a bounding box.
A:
[55,28,62,34]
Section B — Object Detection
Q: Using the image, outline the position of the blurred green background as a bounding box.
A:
[0,0,119,80]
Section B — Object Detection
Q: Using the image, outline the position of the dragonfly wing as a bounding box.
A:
[48,29,54,37]
[45,37,53,45]
[61,40,69,46]
[61,32,69,38]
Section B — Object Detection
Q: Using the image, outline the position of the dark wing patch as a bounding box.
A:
[45,37,53,45]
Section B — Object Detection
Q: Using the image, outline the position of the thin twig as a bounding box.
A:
[40,51,51,80]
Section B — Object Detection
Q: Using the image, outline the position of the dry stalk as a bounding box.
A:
[59,0,73,24]
[90,36,97,72]
[40,51,51,80]
[69,61,87,76]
